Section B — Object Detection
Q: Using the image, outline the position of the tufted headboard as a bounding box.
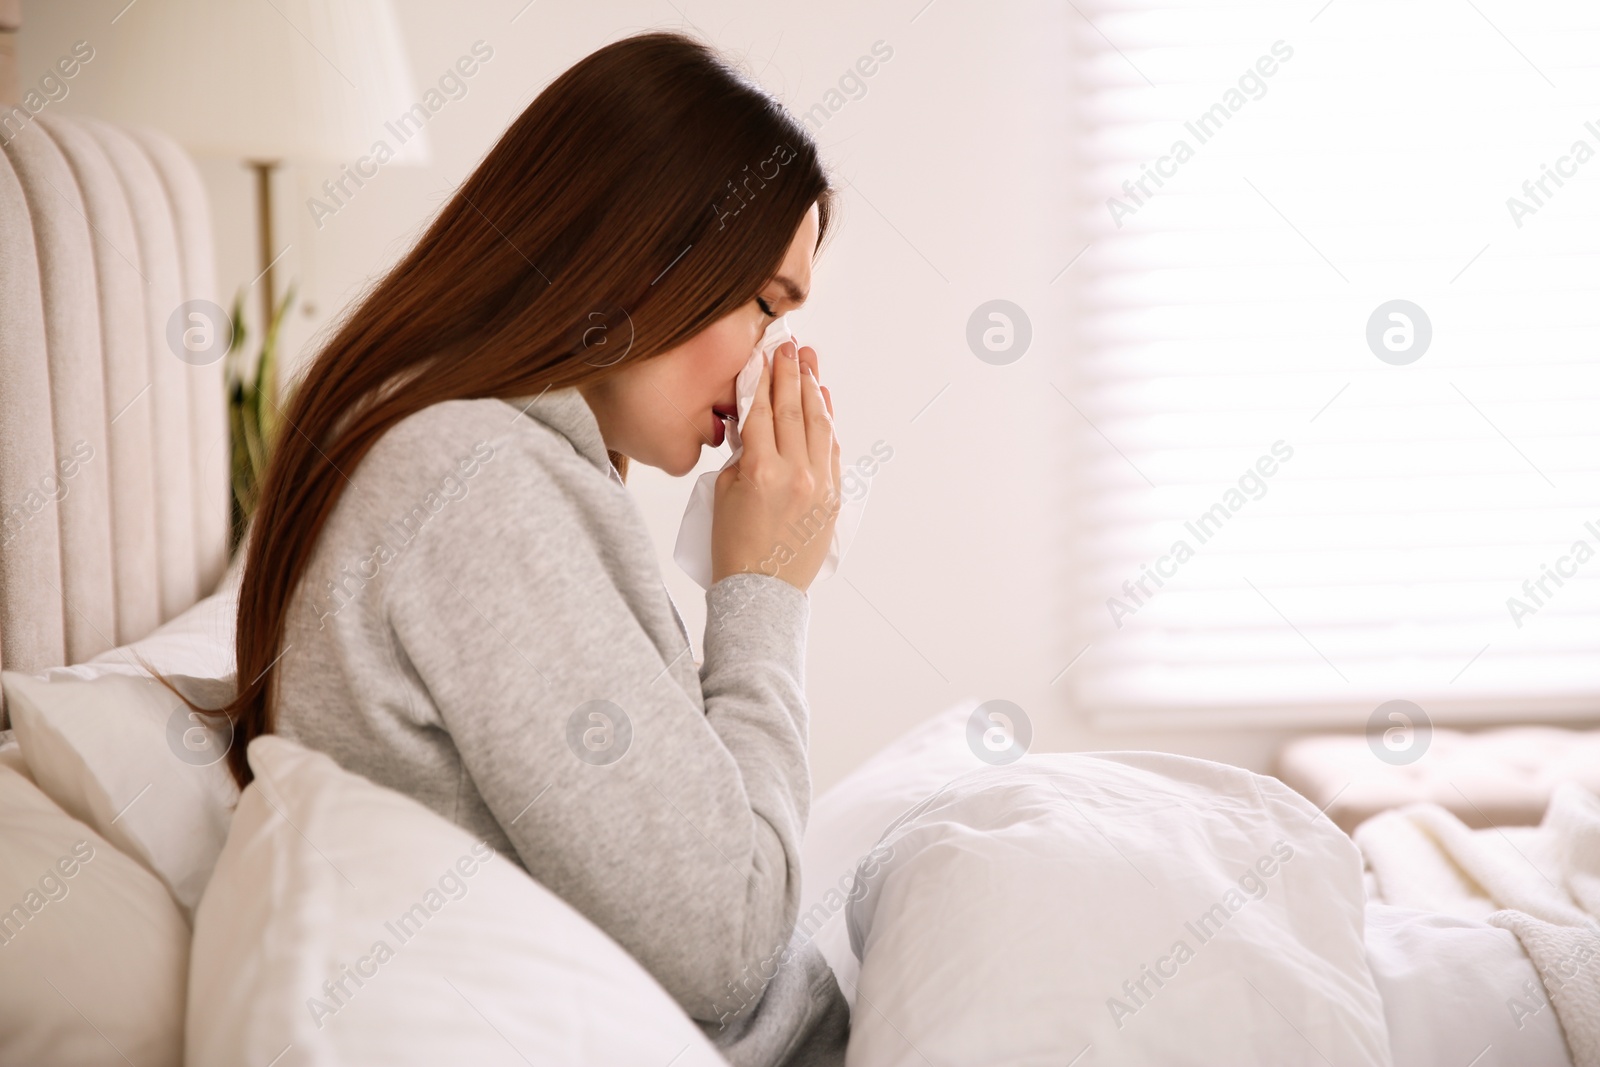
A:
[0,113,230,717]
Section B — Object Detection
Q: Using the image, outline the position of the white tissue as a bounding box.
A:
[672,316,868,590]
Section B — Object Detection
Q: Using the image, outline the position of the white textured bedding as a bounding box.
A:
[1358,787,1600,1067]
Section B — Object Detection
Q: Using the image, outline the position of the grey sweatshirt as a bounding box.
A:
[273,386,849,1065]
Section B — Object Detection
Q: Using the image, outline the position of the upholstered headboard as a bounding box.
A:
[0,114,230,710]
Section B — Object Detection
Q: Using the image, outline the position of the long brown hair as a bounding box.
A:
[153,31,834,789]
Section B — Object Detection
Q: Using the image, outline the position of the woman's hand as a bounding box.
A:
[711,340,841,592]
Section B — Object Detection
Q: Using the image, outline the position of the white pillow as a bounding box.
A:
[3,670,239,916]
[800,697,988,1003]
[0,741,190,1067]
[843,752,1394,1067]
[1,573,242,916]
[188,733,727,1066]
[82,551,240,680]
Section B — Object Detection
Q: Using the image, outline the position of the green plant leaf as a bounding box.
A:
[226,278,298,539]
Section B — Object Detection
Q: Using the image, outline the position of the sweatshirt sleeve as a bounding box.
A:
[382,428,813,1022]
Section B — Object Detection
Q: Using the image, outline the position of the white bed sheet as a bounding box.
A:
[1366,903,1572,1067]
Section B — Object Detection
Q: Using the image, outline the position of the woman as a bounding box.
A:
[188,30,850,1067]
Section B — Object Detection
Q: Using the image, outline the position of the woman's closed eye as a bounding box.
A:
[755,295,777,317]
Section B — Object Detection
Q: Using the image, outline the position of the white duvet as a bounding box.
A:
[838,751,1393,1067]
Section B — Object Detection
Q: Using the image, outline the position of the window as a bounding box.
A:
[1064,0,1600,726]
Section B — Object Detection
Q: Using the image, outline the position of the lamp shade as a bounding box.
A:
[81,0,428,165]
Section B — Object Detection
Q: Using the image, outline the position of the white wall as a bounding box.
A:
[21,0,1306,791]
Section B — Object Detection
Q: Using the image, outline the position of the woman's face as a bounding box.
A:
[579,201,820,477]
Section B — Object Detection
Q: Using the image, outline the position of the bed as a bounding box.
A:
[0,115,1592,1067]
[0,113,229,685]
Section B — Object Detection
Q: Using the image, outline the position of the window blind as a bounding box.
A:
[1064,0,1600,727]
